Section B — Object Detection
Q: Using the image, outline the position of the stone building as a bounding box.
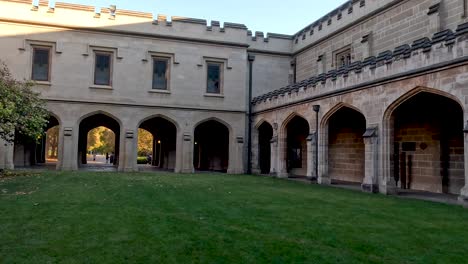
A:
[1,0,468,204]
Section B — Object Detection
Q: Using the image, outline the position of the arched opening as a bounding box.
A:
[389,92,464,194]
[14,115,60,169]
[194,120,229,172]
[258,122,273,174]
[86,127,116,165]
[285,116,309,177]
[328,107,366,184]
[138,117,177,171]
[78,113,120,169]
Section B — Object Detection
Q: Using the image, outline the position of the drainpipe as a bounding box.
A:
[313,105,320,179]
[247,54,255,174]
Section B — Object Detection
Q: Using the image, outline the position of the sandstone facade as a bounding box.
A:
[1,0,468,203]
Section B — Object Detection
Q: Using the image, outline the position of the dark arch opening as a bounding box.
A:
[139,117,177,171]
[13,115,60,169]
[286,116,309,176]
[328,107,366,184]
[78,114,120,168]
[194,120,229,172]
[391,92,464,194]
[258,122,273,174]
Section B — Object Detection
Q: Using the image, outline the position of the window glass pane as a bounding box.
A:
[32,48,50,81]
[94,53,111,85]
[152,59,168,90]
[207,63,220,94]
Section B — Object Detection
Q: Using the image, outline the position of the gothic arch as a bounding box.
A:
[77,110,123,129]
[382,86,465,194]
[193,117,233,136]
[321,102,366,128]
[383,87,464,121]
[137,113,180,133]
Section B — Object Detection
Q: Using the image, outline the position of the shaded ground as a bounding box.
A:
[1,172,467,263]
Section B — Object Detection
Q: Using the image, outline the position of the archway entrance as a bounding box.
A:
[285,116,309,176]
[328,107,366,184]
[390,92,464,194]
[78,114,120,169]
[13,115,60,169]
[86,127,116,165]
[258,122,273,174]
[138,117,177,171]
[194,120,229,172]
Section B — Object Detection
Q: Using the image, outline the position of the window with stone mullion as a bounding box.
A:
[32,47,50,81]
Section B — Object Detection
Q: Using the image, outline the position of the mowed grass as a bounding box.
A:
[1,172,468,263]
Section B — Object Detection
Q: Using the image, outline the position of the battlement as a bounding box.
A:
[291,0,397,53]
[252,22,468,112]
[0,0,294,52]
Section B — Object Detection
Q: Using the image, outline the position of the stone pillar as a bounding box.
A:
[0,138,14,170]
[427,3,441,33]
[361,33,372,59]
[228,136,244,174]
[317,54,326,75]
[251,129,260,174]
[362,127,379,193]
[270,136,278,176]
[306,132,317,179]
[181,133,194,173]
[318,124,331,185]
[60,127,77,171]
[122,130,137,172]
[458,125,468,206]
[277,132,288,178]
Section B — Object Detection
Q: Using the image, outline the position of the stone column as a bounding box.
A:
[318,125,331,185]
[458,125,468,206]
[306,132,317,179]
[276,129,288,178]
[270,136,278,176]
[0,138,14,170]
[361,33,372,59]
[251,129,260,174]
[122,130,137,172]
[428,3,441,33]
[227,136,244,174]
[362,127,379,193]
[181,133,194,173]
[317,54,326,75]
[60,127,77,171]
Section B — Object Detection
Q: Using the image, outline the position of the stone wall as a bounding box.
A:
[293,0,467,82]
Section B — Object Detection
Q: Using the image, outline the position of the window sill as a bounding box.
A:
[204,93,224,98]
[89,85,113,90]
[33,81,52,86]
[148,89,171,94]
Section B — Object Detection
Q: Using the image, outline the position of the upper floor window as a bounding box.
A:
[94,52,112,86]
[206,62,222,94]
[152,57,169,90]
[32,46,51,81]
[336,49,352,68]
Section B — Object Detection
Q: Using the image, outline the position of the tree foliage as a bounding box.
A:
[46,126,59,159]
[0,62,49,143]
[87,126,115,154]
[138,129,153,156]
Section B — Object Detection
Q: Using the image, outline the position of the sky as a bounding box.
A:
[58,0,348,35]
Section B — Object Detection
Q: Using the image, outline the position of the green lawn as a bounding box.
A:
[1,172,468,263]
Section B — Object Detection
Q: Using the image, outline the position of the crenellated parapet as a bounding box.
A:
[291,0,397,53]
[252,22,468,112]
[0,0,294,53]
[247,31,293,55]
